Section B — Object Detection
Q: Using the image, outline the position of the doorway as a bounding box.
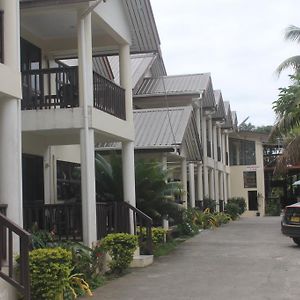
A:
[248,191,258,210]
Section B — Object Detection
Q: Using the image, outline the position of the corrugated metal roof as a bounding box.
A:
[212,90,226,120]
[222,101,233,129]
[99,106,202,161]
[108,53,157,88]
[135,74,210,96]
[134,73,215,109]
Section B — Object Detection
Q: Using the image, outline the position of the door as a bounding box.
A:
[248,191,258,210]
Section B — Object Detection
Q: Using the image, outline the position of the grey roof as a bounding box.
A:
[212,90,226,120]
[232,111,238,129]
[134,73,216,108]
[222,101,233,129]
[100,106,202,161]
[108,53,157,88]
[21,0,162,55]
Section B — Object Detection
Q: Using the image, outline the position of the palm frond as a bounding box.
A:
[276,56,300,76]
[285,25,300,42]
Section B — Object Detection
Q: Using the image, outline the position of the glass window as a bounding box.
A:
[229,138,256,165]
[243,171,257,188]
[57,160,81,202]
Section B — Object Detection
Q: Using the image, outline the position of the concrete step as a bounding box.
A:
[242,210,260,217]
[130,255,154,268]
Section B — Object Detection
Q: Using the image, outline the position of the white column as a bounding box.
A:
[227,173,231,199]
[203,166,209,198]
[222,131,226,165]
[219,172,224,201]
[78,11,97,246]
[214,169,219,212]
[181,158,188,208]
[202,115,207,157]
[197,164,203,201]
[122,142,136,208]
[43,147,51,204]
[223,172,228,203]
[188,163,195,208]
[208,116,213,157]
[0,0,22,229]
[213,124,217,161]
[209,169,215,201]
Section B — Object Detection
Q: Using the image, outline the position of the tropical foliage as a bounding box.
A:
[271,24,300,172]
[95,153,184,224]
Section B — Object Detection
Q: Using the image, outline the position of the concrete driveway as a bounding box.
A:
[88,217,300,300]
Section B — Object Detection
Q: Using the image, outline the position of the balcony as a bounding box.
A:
[21,67,126,120]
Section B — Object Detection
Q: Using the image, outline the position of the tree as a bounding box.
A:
[276,25,300,75]
[271,74,300,171]
[95,153,183,224]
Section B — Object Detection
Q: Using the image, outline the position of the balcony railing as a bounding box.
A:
[217,146,221,162]
[24,201,153,254]
[93,72,126,120]
[21,67,126,120]
[207,141,212,158]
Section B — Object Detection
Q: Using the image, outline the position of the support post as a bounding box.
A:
[188,163,195,208]
[197,164,203,201]
[78,11,97,246]
[181,158,188,208]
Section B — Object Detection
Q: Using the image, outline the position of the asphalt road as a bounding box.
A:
[88,217,300,300]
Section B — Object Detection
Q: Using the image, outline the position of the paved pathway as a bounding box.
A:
[87,217,300,300]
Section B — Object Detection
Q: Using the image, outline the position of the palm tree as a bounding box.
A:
[271,74,300,172]
[276,25,300,75]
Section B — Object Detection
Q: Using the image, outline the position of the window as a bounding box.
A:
[243,171,257,188]
[57,160,81,201]
[229,138,256,165]
[0,11,3,63]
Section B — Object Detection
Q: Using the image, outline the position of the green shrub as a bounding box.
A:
[225,202,240,220]
[203,198,216,212]
[228,197,246,215]
[29,247,72,300]
[101,233,138,274]
[177,208,200,236]
[265,198,281,216]
[213,212,231,226]
[152,227,167,245]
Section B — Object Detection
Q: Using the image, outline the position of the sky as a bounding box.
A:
[150,0,300,126]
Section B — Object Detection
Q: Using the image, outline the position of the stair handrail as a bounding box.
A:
[0,212,31,300]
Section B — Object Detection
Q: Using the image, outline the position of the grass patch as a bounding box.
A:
[153,237,188,257]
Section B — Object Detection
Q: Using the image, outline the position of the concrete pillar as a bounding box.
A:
[203,166,209,199]
[181,158,188,208]
[209,169,215,201]
[43,147,51,204]
[222,132,226,165]
[119,44,133,124]
[208,116,213,157]
[213,124,217,161]
[202,115,207,157]
[227,173,231,199]
[196,107,201,142]
[219,172,224,201]
[214,169,219,212]
[223,172,228,203]
[78,11,97,246]
[188,163,195,208]
[197,164,203,201]
[0,0,22,230]
[122,142,136,208]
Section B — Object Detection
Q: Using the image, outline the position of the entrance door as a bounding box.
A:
[248,191,258,210]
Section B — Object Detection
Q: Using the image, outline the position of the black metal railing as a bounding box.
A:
[96,202,153,255]
[21,67,126,120]
[93,72,126,120]
[225,152,229,165]
[0,212,31,300]
[0,11,3,64]
[219,200,224,212]
[23,203,82,241]
[23,201,153,253]
[22,67,79,110]
[217,146,221,162]
[0,205,7,259]
[207,141,212,157]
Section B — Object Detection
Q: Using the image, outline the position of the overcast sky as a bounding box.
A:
[150,0,300,126]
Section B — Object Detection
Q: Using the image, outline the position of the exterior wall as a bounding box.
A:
[230,139,265,216]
